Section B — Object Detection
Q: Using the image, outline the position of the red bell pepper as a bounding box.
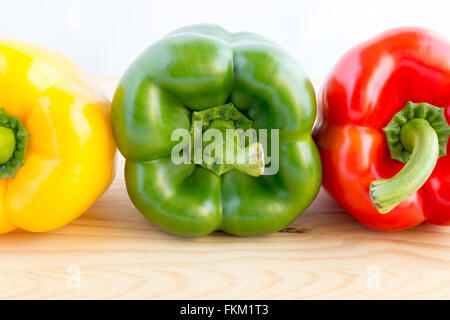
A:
[315,27,450,231]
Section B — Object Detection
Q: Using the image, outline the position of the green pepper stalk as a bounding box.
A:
[191,103,265,177]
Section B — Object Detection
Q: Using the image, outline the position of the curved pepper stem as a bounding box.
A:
[370,102,450,214]
[370,119,439,213]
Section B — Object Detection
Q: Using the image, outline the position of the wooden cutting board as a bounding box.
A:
[0,77,449,300]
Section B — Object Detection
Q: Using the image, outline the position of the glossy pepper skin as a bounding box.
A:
[0,39,116,233]
[315,27,450,231]
[112,24,321,237]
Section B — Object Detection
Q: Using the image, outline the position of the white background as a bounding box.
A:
[1,0,449,78]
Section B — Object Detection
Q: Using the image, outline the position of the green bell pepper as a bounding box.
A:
[112,24,321,237]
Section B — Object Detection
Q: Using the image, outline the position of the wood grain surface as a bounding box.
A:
[0,77,449,300]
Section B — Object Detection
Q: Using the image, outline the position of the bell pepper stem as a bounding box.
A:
[208,141,265,177]
[192,103,265,177]
[230,142,265,177]
[370,119,439,214]
[0,109,29,178]
[0,126,16,164]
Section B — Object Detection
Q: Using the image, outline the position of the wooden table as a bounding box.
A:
[1,77,449,300]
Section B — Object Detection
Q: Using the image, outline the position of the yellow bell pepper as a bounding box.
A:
[0,38,116,233]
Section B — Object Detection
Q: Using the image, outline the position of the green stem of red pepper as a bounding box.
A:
[371,118,439,213]
[370,102,450,214]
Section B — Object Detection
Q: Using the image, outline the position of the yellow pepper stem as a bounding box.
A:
[0,109,29,178]
[0,127,16,164]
